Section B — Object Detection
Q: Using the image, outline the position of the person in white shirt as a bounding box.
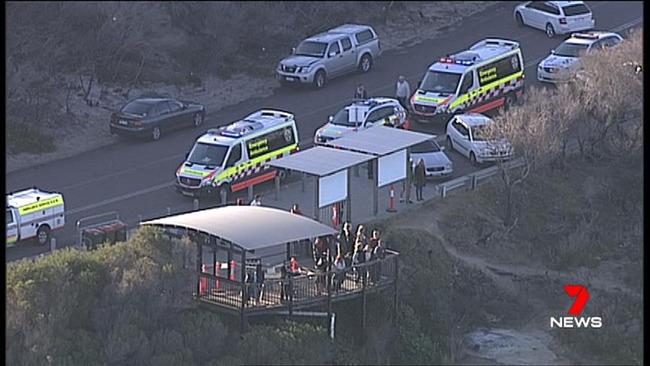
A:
[250,195,262,206]
[395,75,411,111]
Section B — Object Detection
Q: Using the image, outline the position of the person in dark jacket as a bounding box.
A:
[337,222,354,261]
[414,158,426,201]
[280,264,290,302]
[352,242,366,283]
[354,83,368,100]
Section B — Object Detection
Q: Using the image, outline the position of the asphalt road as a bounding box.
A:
[6,1,643,262]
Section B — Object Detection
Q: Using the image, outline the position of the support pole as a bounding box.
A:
[373,159,379,216]
[247,185,253,202]
[314,177,320,222]
[275,175,280,200]
[326,248,333,338]
[240,249,247,334]
[196,237,203,296]
[471,174,478,190]
[361,267,367,336]
[346,167,352,223]
[393,256,399,326]
[227,242,233,280]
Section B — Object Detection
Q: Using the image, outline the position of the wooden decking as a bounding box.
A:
[197,253,398,316]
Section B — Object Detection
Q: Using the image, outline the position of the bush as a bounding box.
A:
[6,121,56,154]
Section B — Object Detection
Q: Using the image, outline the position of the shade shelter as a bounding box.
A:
[141,205,399,335]
[266,146,374,223]
[324,126,436,214]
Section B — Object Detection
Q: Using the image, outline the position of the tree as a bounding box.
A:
[485,87,568,226]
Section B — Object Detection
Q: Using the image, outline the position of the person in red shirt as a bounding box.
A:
[290,256,300,276]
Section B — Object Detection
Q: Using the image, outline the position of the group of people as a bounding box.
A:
[354,74,411,111]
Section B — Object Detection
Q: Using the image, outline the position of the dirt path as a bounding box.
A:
[387,206,638,365]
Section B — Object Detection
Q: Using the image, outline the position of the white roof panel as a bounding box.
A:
[324,126,436,156]
[266,146,373,177]
[142,206,337,251]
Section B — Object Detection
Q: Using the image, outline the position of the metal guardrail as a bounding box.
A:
[436,157,526,198]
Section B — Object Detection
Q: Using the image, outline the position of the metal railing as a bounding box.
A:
[196,252,399,312]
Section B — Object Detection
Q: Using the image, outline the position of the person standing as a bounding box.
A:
[368,229,381,251]
[352,242,366,283]
[250,195,262,206]
[290,203,302,215]
[355,225,368,248]
[354,83,368,100]
[414,159,426,201]
[333,255,346,291]
[337,222,354,260]
[395,75,411,111]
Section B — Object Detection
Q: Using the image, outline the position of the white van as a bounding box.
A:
[7,188,65,246]
[176,109,299,199]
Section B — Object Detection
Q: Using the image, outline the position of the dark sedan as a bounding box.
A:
[109,98,206,141]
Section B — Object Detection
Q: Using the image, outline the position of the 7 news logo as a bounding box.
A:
[550,285,602,328]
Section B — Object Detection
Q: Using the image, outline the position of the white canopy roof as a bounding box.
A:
[266,146,373,177]
[141,206,336,251]
[324,126,435,156]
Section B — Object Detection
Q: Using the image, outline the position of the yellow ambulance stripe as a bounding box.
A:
[18,196,64,215]
[215,144,297,182]
[450,70,523,110]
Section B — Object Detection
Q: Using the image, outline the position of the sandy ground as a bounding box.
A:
[6,1,502,174]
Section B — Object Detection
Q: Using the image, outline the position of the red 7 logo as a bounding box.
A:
[564,284,590,316]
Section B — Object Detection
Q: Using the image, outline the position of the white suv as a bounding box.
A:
[314,97,408,144]
[446,113,513,165]
[537,31,623,83]
[514,1,595,37]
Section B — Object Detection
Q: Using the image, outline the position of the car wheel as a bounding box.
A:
[515,12,524,27]
[193,113,204,127]
[446,136,454,150]
[545,23,556,38]
[37,225,51,246]
[313,70,326,89]
[359,54,373,73]
[470,152,478,166]
[151,126,161,141]
[504,93,516,111]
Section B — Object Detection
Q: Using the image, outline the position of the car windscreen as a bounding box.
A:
[555,42,589,58]
[295,41,327,58]
[410,140,440,153]
[420,70,462,95]
[187,142,229,167]
[121,101,152,116]
[330,108,360,127]
[562,4,591,16]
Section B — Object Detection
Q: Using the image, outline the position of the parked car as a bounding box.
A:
[514,1,595,37]
[277,24,381,89]
[537,31,623,83]
[110,98,205,141]
[409,138,453,178]
[314,97,408,145]
[446,113,513,165]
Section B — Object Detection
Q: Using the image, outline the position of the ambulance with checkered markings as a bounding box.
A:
[7,188,65,246]
[176,109,299,199]
[410,38,525,123]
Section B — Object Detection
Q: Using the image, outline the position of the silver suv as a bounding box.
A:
[277,24,382,89]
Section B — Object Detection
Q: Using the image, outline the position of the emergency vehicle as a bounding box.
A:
[314,97,408,145]
[410,38,525,123]
[6,188,65,246]
[176,109,299,198]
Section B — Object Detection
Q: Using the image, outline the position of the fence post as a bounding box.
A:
[50,237,57,253]
[441,185,447,198]
[471,174,478,190]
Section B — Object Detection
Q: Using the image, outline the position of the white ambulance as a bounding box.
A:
[6,188,65,246]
